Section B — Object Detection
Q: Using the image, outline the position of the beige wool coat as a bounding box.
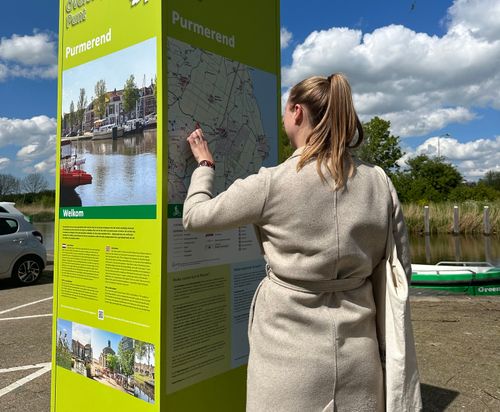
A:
[183,148,420,412]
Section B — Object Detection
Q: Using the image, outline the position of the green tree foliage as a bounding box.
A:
[55,330,72,370]
[448,183,500,202]
[135,340,154,369]
[479,170,500,191]
[94,79,107,119]
[76,88,87,132]
[152,75,157,99]
[123,75,140,115]
[279,121,294,161]
[69,100,75,131]
[106,354,119,373]
[118,338,135,376]
[393,155,463,202]
[357,117,403,175]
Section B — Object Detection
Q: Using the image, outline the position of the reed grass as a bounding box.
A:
[17,204,55,222]
[402,201,500,234]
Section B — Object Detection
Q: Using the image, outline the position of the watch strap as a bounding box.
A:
[198,160,215,170]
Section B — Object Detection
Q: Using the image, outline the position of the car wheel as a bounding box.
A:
[12,255,43,285]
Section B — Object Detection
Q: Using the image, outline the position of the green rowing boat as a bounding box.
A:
[411,262,500,296]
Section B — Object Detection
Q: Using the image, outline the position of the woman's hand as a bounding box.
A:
[187,128,215,164]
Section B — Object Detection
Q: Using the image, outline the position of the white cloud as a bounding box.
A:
[72,323,91,345]
[380,107,476,137]
[401,135,500,180]
[20,135,56,175]
[0,32,57,80]
[0,157,10,170]
[0,63,8,81]
[0,116,56,185]
[34,159,55,174]
[9,64,58,80]
[280,27,293,49]
[281,0,500,137]
[447,0,500,41]
[0,115,56,148]
[17,144,39,158]
[0,32,56,65]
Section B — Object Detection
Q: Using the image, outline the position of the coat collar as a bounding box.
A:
[290,146,305,159]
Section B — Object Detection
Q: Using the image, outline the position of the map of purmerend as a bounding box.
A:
[167,37,270,204]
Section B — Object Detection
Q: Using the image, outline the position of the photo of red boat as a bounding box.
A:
[60,140,92,190]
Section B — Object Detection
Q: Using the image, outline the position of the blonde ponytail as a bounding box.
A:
[292,73,363,190]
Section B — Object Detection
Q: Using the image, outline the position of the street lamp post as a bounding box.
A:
[438,133,451,158]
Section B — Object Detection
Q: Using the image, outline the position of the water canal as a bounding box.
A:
[60,130,157,208]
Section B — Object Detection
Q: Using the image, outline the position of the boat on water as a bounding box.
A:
[92,124,124,140]
[60,140,92,189]
[124,118,144,135]
[143,113,157,129]
[411,262,500,296]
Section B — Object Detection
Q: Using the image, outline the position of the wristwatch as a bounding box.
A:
[198,160,215,170]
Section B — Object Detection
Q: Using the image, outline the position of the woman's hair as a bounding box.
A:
[289,73,363,190]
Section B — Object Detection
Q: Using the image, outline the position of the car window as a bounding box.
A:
[0,218,18,235]
[0,206,8,213]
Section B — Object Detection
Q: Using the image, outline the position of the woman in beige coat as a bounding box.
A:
[184,74,421,411]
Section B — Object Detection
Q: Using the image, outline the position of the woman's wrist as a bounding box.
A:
[198,159,215,170]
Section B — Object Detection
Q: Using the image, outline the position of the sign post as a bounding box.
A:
[52,1,279,411]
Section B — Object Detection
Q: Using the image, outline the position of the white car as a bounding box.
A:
[0,202,30,222]
[0,213,47,285]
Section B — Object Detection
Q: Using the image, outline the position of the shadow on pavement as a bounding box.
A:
[421,383,460,411]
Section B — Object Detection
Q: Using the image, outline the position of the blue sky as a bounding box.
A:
[0,0,499,185]
[62,38,156,114]
[91,327,122,362]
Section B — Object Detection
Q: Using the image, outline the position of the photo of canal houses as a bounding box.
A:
[60,38,157,208]
[55,320,155,404]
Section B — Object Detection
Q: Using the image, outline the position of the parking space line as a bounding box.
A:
[0,314,52,321]
[0,363,51,374]
[0,297,53,315]
[0,362,51,399]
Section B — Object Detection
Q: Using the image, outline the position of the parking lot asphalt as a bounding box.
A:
[0,253,53,412]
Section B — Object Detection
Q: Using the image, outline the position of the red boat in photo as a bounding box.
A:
[60,140,93,188]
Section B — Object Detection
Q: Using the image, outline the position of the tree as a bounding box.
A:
[479,170,500,191]
[118,338,135,376]
[357,117,403,175]
[76,88,87,132]
[22,173,48,194]
[448,183,500,202]
[69,100,75,131]
[393,155,463,202]
[0,174,20,196]
[279,121,294,161]
[135,341,154,369]
[94,79,107,119]
[151,75,157,99]
[123,75,140,116]
[106,354,119,373]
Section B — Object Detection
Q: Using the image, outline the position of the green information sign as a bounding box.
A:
[52,1,279,411]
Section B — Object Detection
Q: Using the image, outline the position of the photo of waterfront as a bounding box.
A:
[59,38,157,208]
[55,319,155,404]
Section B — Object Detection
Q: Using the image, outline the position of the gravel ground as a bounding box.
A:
[411,294,500,411]
[1,259,499,412]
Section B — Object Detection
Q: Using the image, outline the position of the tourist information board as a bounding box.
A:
[52,1,279,411]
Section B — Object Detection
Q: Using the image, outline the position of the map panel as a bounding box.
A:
[167,37,274,203]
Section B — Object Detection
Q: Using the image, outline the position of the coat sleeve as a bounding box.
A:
[387,176,412,282]
[183,166,270,232]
